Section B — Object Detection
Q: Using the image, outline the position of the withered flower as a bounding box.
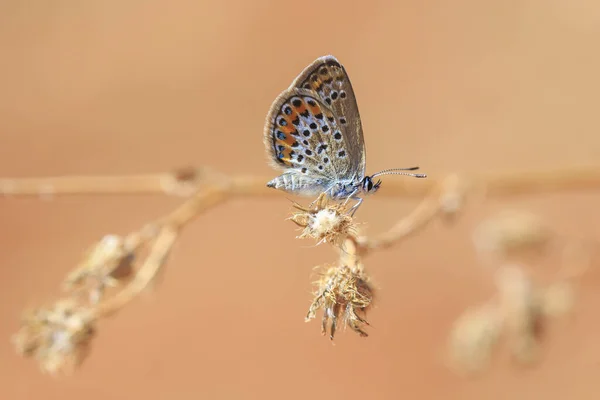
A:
[448,303,502,374]
[473,210,551,260]
[306,264,373,340]
[13,299,96,374]
[63,234,135,304]
[448,264,575,374]
[289,194,357,246]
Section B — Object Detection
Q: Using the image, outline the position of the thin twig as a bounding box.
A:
[361,192,442,253]
[358,174,464,255]
[96,226,178,317]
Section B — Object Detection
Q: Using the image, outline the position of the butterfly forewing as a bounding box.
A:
[291,55,366,180]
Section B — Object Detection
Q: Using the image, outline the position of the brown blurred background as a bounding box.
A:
[2,0,600,399]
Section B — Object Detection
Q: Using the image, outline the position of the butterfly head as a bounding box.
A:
[359,176,382,195]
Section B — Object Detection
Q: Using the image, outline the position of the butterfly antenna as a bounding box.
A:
[381,167,421,172]
[371,167,427,178]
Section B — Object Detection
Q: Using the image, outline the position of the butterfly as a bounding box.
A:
[263,55,426,214]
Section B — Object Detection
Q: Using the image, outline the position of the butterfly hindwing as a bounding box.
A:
[264,88,353,185]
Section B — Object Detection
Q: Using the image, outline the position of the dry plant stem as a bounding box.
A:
[479,167,600,196]
[96,227,178,317]
[358,174,466,255]
[158,184,231,228]
[0,174,173,196]
[97,184,231,317]
[362,191,442,254]
[3,165,600,198]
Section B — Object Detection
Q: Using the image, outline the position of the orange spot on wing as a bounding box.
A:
[308,102,322,116]
[280,148,293,166]
[288,109,298,122]
[281,124,295,135]
[283,134,296,146]
[309,77,322,91]
[295,103,307,115]
[274,141,293,165]
[275,132,296,147]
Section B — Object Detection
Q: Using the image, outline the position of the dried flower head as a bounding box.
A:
[494,266,541,364]
[63,234,135,304]
[448,303,502,374]
[306,263,373,340]
[473,210,551,260]
[448,264,575,374]
[13,299,96,374]
[289,194,357,246]
[537,281,574,317]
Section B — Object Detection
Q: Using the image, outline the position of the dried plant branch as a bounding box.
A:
[1,172,183,197]
[94,227,177,317]
[478,166,600,196]
[7,164,600,375]
[359,189,443,253]
[11,178,235,373]
[447,210,595,375]
[3,165,600,198]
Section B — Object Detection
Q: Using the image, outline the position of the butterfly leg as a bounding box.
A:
[340,189,363,216]
[342,188,359,207]
[348,196,363,217]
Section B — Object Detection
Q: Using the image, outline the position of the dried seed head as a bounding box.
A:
[63,234,134,304]
[473,210,551,260]
[289,194,357,245]
[494,266,541,364]
[537,281,573,317]
[306,264,373,340]
[448,303,502,374]
[13,299,96,375]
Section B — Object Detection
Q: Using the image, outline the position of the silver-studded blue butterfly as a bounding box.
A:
[264,55,426,213]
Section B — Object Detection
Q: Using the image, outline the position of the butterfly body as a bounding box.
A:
[264,55,425,211]
[267,172,374,199]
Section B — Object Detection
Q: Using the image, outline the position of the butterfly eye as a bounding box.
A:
[363,177,374,192]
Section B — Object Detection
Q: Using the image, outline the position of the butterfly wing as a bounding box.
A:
[291,55,366,180]
[264,85,352,191]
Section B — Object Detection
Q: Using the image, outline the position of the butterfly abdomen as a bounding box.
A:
[266,174,324,197]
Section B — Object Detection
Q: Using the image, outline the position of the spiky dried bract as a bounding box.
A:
[289,194,357,246]
[13,299,96,375]
[63,234,135,304]
[306,264,373,340]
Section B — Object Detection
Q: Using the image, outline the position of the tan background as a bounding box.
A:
[2,0,600,399]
